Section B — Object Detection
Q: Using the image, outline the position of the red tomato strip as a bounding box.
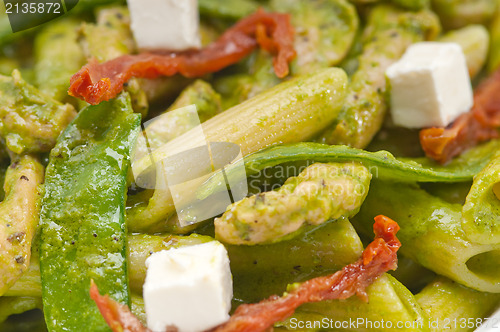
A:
[420,68,500,164]
[90,215,400,332]
[69,9,295,105]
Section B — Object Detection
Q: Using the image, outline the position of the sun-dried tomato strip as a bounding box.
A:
[90,215,400,332]
[69,9,295,105]
[420,68,500,164]
[90,280,151,332]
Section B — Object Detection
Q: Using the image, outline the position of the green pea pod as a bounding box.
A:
[198,141,500,200]
[39,93,141,331]
[462,153,500,245]
[352,180,500,293]
[416,277,500,332]
[317,5,440,148]
[431,0,497,30]
[0,70,76,155]
[34,18,85,103]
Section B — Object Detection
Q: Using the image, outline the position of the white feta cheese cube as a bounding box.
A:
[386,42,473,128]
[127,0,201,51]
[143,241,232,332]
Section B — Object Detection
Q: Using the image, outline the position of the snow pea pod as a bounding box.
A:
[416,277,500,332]
[39,93,141,332]
[198,140,500,200]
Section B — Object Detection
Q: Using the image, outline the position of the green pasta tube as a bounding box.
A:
[39,93,141,331]
[198,0,259,21]
[317,5,440,149]
[462,153,500,245]
[215,0,358,107]
[278,275,429,332]
[352,180,500,293]
[438,25,489,78]
[80,6,148,116]
[131,68,348,233]
[391,0,429,11]
[488,7,500,73]
[416,277,500,332]
[0,296,42,324]
[215,162,371,245]
[431,0,497,30]
[34,18,85,103]
[389,256,436,293]
[0,70,76,155]
[227,218,364,303]
[270,0,359,75]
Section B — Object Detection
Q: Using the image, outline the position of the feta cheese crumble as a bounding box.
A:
[127,0,201,51]
[386,42,473,129]
[143,241,233,332]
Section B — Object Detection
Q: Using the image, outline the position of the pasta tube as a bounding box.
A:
[80,6,148,116]
[0,156,44,296]
[438,25,489,78]
[317,4,440,148]
[39,93,141,331]
[0,70,76,155]
[215,162,371,245]
[416,277,500,332]
[34,18,85,103]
